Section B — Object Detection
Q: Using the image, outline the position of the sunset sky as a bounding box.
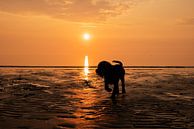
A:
[0,0,194,66]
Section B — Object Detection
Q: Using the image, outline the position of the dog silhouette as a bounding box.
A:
[96,60,126,99]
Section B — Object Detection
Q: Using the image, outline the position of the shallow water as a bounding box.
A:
[0,68,194,129]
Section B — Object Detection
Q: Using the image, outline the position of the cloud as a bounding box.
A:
[0,0,139,22]
[177,17,194,25]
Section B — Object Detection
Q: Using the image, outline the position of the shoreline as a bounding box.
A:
[0,65,194,69]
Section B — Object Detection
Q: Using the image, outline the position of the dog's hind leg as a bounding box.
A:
[121,76,126,93]
[111,82,119,99]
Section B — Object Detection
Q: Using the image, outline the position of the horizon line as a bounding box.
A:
[0,65,194,68]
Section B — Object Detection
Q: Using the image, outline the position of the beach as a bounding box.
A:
[0,68,194,129]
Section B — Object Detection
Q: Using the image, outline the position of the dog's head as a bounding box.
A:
[96,61,112,78]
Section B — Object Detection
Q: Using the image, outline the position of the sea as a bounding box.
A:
[0,66,194,129]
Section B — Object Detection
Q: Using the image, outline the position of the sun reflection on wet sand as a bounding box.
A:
[0,68,194,128]
[84,55,89,80]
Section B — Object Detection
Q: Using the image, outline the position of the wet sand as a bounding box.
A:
[0,68,194,129]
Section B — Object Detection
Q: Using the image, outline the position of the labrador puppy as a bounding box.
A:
[96,60,126,98]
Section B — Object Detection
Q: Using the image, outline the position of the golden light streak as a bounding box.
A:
[84,55,89,81]
[84,55,89,77]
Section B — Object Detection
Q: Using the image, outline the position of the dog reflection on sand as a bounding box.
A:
[96,60,126,99]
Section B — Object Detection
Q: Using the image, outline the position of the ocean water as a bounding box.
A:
[0,68,194,129]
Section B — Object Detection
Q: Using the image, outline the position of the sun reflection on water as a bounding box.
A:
[84,55,89,80]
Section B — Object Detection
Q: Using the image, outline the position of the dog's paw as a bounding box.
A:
[105,87,112,92]
[111,95,116,99]
[122,90,126,94]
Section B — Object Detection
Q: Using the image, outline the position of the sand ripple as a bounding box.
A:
[0,68,194,128]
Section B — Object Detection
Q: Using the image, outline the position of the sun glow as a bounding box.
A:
[84,55,89,77]
[83,33,91,40]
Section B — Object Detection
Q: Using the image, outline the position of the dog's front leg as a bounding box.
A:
[105,82,112,92]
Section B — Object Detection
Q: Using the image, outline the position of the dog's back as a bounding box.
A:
[96,60,125,79]
[112,60,125,77]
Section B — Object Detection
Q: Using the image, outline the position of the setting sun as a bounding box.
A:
[0,0,193,66]
[0,0,194,128]
[83,33,91,41]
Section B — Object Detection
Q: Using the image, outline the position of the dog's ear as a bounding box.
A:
[96,61,112,77]
[98,61,112,75]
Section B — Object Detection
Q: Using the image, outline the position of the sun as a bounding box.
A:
[83,33,91,40]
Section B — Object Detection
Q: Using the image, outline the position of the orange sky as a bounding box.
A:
[0,0,194,66]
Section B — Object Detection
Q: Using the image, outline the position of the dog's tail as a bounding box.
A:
[112,60,123,66]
